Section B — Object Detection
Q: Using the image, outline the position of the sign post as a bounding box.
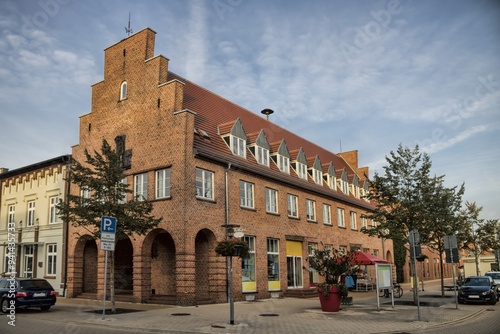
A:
[444,235,458,309]
[101,216,117,320]
[409,229,421,321]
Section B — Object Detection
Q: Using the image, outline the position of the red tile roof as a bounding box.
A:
[168,72,372,209]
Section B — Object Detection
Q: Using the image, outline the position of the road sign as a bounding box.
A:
[444,235,457,250]
[409,229,420,246]
[100,216,117,251]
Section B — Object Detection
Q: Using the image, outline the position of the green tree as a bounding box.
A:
[361,144,435,301]
[458,202,485,276]
[57,139,162,311]
[424,177,465,295]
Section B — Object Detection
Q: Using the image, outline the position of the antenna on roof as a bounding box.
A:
[261,108,274,121]
[125,12,133,36]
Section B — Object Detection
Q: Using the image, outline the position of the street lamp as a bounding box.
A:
[221,224,244,325]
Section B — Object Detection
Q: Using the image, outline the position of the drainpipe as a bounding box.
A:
[62,156,71,297]
[225,163,231,238]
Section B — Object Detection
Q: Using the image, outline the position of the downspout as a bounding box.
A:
[62,156,71,297]
[225,162,231,303]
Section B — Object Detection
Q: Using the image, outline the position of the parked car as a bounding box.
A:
[485,271,500,294]
[0,278,57,312]
[457,276,498,305]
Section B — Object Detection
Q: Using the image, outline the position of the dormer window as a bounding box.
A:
[249,130,270,166]
[324,162,337,190]
[291,148,308,181]
[338,169,349,194]
[256,146,269,166]
[297,162,307,180]
[120,81,127,100]
[220,118,247,159]
[278,155,289,173]
[309,155,323,185]
[231,136,246,158]
[271,139,290,174]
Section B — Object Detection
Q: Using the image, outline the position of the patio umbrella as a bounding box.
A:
[351,251,389,265]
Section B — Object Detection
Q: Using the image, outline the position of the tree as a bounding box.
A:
[57,139,162,311]
[458,202,500,275]
[423,176,465,295]
[361,144,435,302]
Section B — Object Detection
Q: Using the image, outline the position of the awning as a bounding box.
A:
[351,250,389,265]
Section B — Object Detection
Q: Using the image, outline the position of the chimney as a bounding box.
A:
[0,167,9,174]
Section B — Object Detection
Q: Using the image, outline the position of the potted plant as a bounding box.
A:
[306,247,356,312]
[215,238,250,258]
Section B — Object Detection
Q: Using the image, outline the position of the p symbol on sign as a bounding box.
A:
[101,216,117,233]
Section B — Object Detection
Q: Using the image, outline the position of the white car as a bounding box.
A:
[485,271,500,293]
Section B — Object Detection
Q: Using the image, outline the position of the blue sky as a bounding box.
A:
[1,0,499,220]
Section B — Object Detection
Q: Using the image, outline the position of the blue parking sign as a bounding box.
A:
[101,216,117,233]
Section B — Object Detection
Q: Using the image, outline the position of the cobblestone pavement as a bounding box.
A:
[2,280,495,334]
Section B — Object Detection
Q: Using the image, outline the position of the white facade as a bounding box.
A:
[0,156,69,294]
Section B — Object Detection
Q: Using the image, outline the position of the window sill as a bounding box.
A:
[240,206,256,212]
[196,196,216,203]
[266,211,280,216]
[307,220,318,224]
[43,275,56,279]
[323,223,333,227]
[288,216,300,221]
[338,225,346,229]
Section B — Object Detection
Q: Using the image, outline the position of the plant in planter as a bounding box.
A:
[215,238,250,258]
[306,247,357,312]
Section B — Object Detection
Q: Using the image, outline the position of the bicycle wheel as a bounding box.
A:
[379,289,385,297]
[394,286,403,298]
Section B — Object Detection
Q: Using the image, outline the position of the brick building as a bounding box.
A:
[0,155,70,294]
[65,28,393,305]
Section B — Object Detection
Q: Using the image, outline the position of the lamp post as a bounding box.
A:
[221,224,244,325]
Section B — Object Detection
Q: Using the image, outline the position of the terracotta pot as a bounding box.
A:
[318,286,342,312]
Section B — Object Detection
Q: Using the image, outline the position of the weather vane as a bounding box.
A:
[125,12,133,36]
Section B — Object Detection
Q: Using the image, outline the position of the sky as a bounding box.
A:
[0,0,499,220]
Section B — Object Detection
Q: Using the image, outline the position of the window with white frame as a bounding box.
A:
[306,199,316,221]
[322,204,331,225]
[337,208,345,227]
[46,244,57,276]
[350,211,357,229]
[231,136,246,158]
[371,219,376,228]
[267,238,279,286]
[240,181,254,208]
[8,205,15,226]
[120,81,127,100]
[49,196,59,223]
[134,173,148,201]
[313,169,323,185]
[195,168,214,200]
[256,146,269,166]
[265,188,278,214]
[23,245,34,278]
[119,177,127,204]
[81,186,91,206]
[325,174,336,190]
[27,201,35,227]
[308,243,318,284]
[297,162,307,180]
[242,236,256,287]
[361,216,367,229]
[341,180,349,194]
[287,194,298,218]
[156,168,171,199]
[278,155,290,174]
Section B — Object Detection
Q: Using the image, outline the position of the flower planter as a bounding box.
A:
[318,286,342,312]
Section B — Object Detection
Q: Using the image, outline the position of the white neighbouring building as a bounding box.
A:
[0,155,70,294]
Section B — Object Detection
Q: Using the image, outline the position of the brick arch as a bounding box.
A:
[73,235,98,295]
[141,229,176,302]
[195,229,218,303]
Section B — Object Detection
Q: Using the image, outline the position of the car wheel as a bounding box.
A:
[40,306,51,311]
[489,298,497,305]
[1,299,10,313]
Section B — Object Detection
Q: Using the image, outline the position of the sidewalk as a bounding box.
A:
[55,280,485,333]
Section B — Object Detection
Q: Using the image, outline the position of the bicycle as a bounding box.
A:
[379,283,403,298]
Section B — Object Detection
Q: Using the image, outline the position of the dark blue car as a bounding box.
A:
[0,278,57,312]
[458,276,497,305]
